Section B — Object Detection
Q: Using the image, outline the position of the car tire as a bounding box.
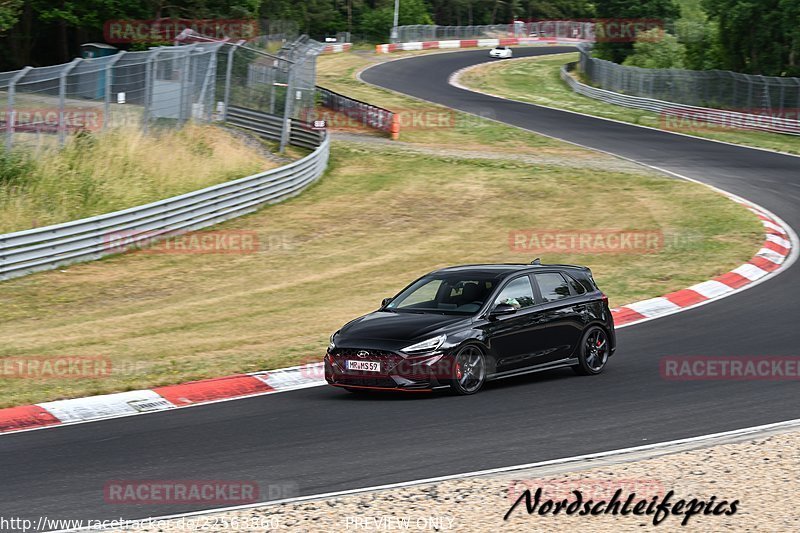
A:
[572,326,611,376]
[448,345,487,395]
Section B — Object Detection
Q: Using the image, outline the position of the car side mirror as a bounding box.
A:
[489,303,516,319]
[381,297,393,307]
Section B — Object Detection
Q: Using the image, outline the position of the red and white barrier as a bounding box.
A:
[322,43,352,54]
[376,37,588,53]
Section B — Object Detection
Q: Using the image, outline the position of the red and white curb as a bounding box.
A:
[0,201,794,435]
[0,364,327,435]
[376,37,588,53]
[613,200,793,326]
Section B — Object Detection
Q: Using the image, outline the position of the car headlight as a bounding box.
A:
[328,331,339,352]
[401,334,446,355]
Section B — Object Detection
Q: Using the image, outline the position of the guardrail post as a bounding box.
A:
[5,67,31,151]
[58,58,82,145]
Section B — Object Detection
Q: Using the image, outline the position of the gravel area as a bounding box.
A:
[109,428,800,532]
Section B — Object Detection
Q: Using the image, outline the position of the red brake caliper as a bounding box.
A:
[456,362,462,380]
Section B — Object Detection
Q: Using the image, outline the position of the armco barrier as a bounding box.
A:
[561,62,800,135]
[316,86,396,135]
[226,105,324,150]
[0,110,329,281]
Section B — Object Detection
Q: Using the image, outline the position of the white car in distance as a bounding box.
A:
[489,46,513,59]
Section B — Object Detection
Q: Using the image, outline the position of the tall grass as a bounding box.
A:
[0,125,277,234]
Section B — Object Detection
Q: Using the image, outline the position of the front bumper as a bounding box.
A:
[325,348,452,391]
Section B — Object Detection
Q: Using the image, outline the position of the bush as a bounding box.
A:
[623,28,687,69]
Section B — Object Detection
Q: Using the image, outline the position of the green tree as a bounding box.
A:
[702,0,796,75]
[623,27,685,68]
[359,0,432,42]
[593,0,681,64]
[0,0,23,33]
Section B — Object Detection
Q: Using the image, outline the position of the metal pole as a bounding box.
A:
[269,60,278,114]
[199,46,216,122]
[143,51,158,134]
[222,40,245,123]
[5,66,31,151]
[179,48,191,123]
[279,61,296,153]
[58,58,83,145]
[103,52,124,131]
[390,0,400,43]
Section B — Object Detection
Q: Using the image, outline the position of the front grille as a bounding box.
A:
[331,348,403,375]
[332,348,398,360]
[335,375,398,388]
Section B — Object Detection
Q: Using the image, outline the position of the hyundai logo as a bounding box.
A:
[356,350,370,358]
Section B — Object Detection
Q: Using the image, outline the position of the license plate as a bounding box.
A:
[346,360,381,372]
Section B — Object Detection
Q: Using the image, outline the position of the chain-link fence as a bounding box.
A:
[396,21,594,43]
[0,35,324,152]
[577,44,800,112]
[217,35,324,150]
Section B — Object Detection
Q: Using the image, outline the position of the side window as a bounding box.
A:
[572,272,596,293]
[535,273,572,302]
[494,276,535,310]
[565,273,586,295]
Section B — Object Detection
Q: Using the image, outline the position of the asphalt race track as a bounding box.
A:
[2,47,799,529]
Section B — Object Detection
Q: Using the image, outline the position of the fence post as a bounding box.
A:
[58,58,83,145]
[279,63,296,153]
[179,47,192,123]
[222,41,244,123]
[202,46,219,121]
[5,66,31,151]
[142,50,158,134]
[104,52,125,130]
[795,78,800,116]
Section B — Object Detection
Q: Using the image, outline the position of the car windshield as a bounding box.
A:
[386,273,498,315]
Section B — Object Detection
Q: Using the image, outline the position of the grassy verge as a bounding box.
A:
[456,52,800,155]
[0,50,764,407]
[0,125,281,234]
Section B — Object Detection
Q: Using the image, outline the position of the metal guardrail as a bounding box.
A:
[316,86,395,134]
[0,109,329,281]
[561,63,800,135]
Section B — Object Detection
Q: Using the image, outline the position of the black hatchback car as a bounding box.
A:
[325,261,616,395]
